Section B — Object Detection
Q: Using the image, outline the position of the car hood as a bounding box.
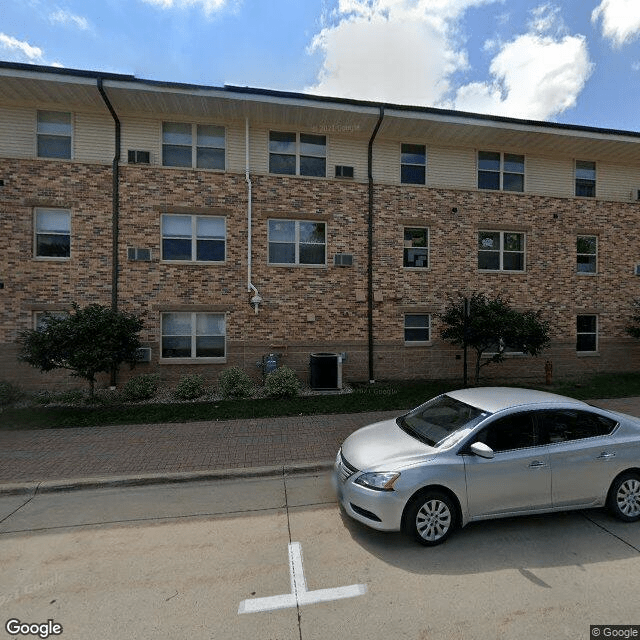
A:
[341,418,438,471]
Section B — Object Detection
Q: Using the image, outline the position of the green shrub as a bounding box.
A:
[121,374,160,402]
[264,366,301,398]
[0,381,24,407]
[174,374,206,400]
[218,367,254,399]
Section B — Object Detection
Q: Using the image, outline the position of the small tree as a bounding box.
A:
[440,293,551,385]
[19,303,144,396]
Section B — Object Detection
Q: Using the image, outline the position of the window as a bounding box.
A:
[161,312,225,359]
[268,220,326,265]
[475,413,537,452]
[162,122,225,169]
[539,409,617,444]
[269,132,326,177]
[401,144,426,185]
[37,111,72,159]
[478,231,525,271]
[403,228,429,268]
[577,236,597,273]
[161,214,225,262]
[577,315,597,352]
[35,208,71,258]
[34,311,69,331]
[478,152,524,192]
[404,314,430,343]
[575,160,596,197]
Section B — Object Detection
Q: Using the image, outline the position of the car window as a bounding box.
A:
[539,410,617,444]
[474,412,537,453]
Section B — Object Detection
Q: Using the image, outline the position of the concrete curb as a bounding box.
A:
[0,460,335,497]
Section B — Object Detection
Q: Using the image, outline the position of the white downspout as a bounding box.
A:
[246,117,261,314]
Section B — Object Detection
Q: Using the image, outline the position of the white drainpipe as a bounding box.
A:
[246,117,261,314]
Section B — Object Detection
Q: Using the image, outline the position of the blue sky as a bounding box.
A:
[1,0,640,130]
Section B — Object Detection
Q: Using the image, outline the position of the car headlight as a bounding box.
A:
[354,472,400,491]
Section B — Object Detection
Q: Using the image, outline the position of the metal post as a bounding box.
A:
[463,297,470,387]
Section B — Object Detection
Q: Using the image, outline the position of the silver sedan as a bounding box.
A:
[334,387,640,545]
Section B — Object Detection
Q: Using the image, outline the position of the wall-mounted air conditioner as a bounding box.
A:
[128,150,150,164]
[135,347,152,362]
[127,247,152,261]
[334,253,353,267]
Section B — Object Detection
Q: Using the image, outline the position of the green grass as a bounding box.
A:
[3,373,640,431]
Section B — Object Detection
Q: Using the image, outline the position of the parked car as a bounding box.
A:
[334,387,640,545]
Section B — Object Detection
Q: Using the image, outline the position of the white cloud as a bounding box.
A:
[592,0,640,47]
[50,9,90,31]
[0,33,44,62]
[140,0,230,16]
[452,4,593,120]
[307,0,501,105]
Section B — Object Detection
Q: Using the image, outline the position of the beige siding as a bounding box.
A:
[526,156,573,198]
[74,112,113,164]
[0,106,34,158]
[249,127,269,174]
[428,146,476,190]
[327,136,368,183]
[373,140,400,184]
[597,162,640,202]
[226,122,246,174]
[121,117,161,166]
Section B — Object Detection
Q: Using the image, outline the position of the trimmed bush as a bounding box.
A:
[264,366,302,398]
[0,381,24,407]
[218,367,254,399]
[174,374,206,400]
[121,374,160,402]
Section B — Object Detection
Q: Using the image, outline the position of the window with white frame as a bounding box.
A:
[404,314,430,343]
[577,235,597,273]
[35,208,71,258]
[161,214,225,262]
[268,220,326,265]
[162,122,225,169]
[575,160,596,197]
[401,144,426,185]
[478,231,525,271]
[577,315,597,352]
[37,111,72,159]
[403,227,429,268]
[161,312,225,359]
[478,151,524,192]
[269,132,326,177]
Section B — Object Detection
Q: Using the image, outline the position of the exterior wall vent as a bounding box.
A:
[127,247,151,261]
[334,253,353,267]
[135,347,152,362]
[335,165,354,179]
[127,150,150,164]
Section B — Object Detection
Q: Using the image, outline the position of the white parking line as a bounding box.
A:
[237,542,367,614]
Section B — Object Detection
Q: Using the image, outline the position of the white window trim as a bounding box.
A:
[161,122,226,170]
[577,235,598,275]
[400,143,427,185]
[575,160,596,198]
[160,214,226,264]
[403,226,430,269]
[268,131,327,177]
[159,311,227,363]
[478,230,526,273]
[477,151,525,192]
[404,313,432,346]
[34,208,71,261]
[577,314,598,355]
[36,110,73,160]
[267,219,327,267]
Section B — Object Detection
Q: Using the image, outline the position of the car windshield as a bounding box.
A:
[397,395,490,447]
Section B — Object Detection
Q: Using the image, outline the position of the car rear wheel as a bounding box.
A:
[404,491,457,546]
[608,472,640,522]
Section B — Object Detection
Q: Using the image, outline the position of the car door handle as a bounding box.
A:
[596,452,616,460]
[528,460,547,468]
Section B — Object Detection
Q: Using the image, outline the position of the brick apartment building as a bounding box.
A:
[1,61,640,391]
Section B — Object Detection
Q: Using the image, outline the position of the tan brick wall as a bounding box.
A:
[2,158,640,391]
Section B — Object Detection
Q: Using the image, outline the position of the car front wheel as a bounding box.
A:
[608,472,640,522]
[404,490,457,546]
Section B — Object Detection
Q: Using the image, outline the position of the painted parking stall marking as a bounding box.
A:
[238,542,367,614]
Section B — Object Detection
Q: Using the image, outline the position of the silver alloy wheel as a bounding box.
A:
[415,498,452,542]
[616,478,640,517]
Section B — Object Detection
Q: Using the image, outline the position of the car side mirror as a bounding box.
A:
[470,442,495,459]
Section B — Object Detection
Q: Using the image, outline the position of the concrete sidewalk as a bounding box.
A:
[1,397,639,496]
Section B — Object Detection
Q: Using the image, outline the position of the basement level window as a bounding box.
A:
[161,312,226,359]
[577,315,598,353]
[404,314,431,343]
